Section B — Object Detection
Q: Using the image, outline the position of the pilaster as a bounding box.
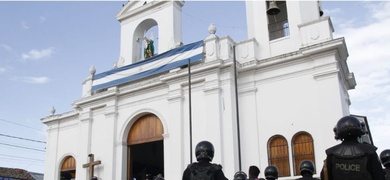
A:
[104,101,118,180]
[165,83,184,180]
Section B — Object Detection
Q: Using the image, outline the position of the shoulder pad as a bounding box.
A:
[188,162,198,169]
[326,143,377,157]
[209,164,222,172]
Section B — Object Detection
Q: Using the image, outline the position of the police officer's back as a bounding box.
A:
[380,149,390,180]
[296,160,319,180]
[182,141,228,180]
[320,116,385,180]
[264,165,278,180]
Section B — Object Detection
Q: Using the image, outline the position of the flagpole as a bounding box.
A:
[188,58,193,163]
[233,46,242,171]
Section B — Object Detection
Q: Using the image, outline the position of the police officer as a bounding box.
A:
[182,141,228,180]
[234,171,248,180]
[380,149,390,180]
[264,165,278,180]
[320,115,385,180]
[296,160,319,180]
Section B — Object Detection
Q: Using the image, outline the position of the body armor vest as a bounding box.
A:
[384,168,390,180]
[188,162,222,180]
[326,142,376,180]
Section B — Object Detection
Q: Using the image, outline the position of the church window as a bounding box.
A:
[267,0,289,41]
[292,132,315,176]
[268,135,291,177]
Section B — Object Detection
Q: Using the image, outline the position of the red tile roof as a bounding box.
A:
[0,167,35,180]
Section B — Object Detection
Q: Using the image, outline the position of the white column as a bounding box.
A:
[104,102,118,180]
[165,84,185,179]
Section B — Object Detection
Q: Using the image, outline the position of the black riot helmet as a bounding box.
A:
[264,165,278,179]
[195,141,215,161]
[233,171,248,180]
[380,149,390,167]
[336,116,365,140]
[333,126,339,140]
[299,160,315,175]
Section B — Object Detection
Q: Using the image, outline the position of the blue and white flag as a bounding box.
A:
[92,40,204,91]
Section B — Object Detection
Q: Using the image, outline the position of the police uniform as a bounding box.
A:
[182,160,228,180]
[320,116,385,180]
[182,141,228,180]
[384,168,390,180]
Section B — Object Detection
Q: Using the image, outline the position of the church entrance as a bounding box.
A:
[60,156,76,180]
[127,114,164,180]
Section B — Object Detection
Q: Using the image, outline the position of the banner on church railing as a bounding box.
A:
[91,40,204,92]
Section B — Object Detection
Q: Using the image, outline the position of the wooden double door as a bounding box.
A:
[127,114,164,180]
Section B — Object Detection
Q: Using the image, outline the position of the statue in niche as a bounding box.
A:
[144,33,154,59]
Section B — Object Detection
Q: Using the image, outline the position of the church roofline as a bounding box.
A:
[41,110,78,124]
[117,0,184,22]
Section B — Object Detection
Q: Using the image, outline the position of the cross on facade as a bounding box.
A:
[82,153,101,180]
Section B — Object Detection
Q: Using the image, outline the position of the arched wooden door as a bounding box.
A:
[127,114,164,180]
[60,156,76,180]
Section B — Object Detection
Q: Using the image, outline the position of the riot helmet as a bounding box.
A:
[380,149,390,167]
[299,160,315,175]
[233,171,248,180]
[333,126,339,140]
[195,141,215,161]
[336,116,365,139]
[264,165,278,179]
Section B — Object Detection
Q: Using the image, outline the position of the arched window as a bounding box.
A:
[292,132,315,176]
[268,135,290,177]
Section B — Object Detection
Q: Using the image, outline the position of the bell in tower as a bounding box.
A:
[267,0,280,15]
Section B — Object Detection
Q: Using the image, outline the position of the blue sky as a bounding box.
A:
[0,1,389,174]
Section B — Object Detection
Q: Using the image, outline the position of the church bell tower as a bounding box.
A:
[116,0,183,66]
[246,1,331,59]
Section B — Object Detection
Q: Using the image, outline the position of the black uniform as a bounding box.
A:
[182,160,228,180]
[296,174,320,180]
[183,141,228,180]
[321,139,385,180]
[321,116,386,180]
[384,168,390,180]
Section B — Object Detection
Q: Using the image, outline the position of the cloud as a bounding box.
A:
[334,2,390,149]
[12,76,50,84]
[323,7,341,16]
[0,44,12,52]
[21,21,29,29]
[0,67,6,74]
[39,16,47,23]
[21,48,55,60]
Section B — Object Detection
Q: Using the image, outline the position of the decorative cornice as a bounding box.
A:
[313,69,339,81]
[41,111,78,124]
[238,86,258,95]
[73,88,118,107]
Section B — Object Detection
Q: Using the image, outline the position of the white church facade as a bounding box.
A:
[42,1,357,180]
